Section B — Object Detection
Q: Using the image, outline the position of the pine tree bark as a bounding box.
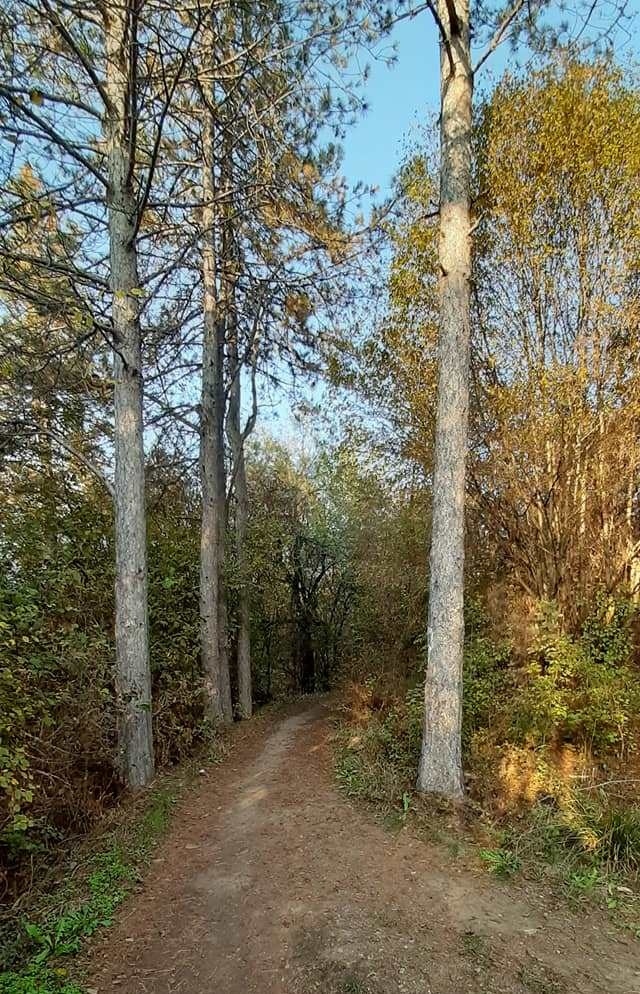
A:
[227,341,252,719]
[417,0,472,799]
[199,89,233,723]
[221,117,252,718]
[104,0,154,788]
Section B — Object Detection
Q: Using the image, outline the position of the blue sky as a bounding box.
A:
[339,3,640,199]
[339,13,515,198]
[340,16,440,198]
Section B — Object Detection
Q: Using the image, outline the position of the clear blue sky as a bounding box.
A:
[340,16,440,198]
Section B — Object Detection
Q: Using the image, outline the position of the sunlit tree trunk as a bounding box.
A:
[417,0,472,799]
[626,462,640,603]
[104,1,154,787]
[199,82,232,723]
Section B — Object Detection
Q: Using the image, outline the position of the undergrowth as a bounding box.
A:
[335,699,640,931]
[335,597,640,932]
[0,762,214,994]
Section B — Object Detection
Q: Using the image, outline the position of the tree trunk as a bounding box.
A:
[104,1,154,788]
[228,342,253,718]
[300,626,316,694]
[199,92,232,723]
[417,0,472,799]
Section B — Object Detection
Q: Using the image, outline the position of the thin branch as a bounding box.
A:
[473,0,527,74]
[0,88,108,188]
[47,431,115,500]
[39,0,112,109]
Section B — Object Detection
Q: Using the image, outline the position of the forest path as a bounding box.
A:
[89,699,640,994]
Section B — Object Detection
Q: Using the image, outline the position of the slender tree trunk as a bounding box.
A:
[104,1,154,788]
[199,91,232,723]
[626,459,640,603]
[300,626,316,694]
[218,81,253,718]
[417,0,472,799]
[228,340,253,718]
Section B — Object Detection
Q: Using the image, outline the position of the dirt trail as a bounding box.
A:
[90,700,640,994]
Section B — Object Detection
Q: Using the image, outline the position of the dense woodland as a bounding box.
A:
[1,0,640,962]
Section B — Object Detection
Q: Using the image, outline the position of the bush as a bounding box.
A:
[598,807,640,872]
[463,634,511,748]
[0,464,209,898]
[338,595,640,889]
[335,684,423,810]
[147,497,206,766]
[479,847,522,878]
[0,560,116,867]
[0,788,178,993]
[560,796,640,873]
[514,600,640,753]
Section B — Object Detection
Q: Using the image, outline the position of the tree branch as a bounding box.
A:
[473,0,526,74]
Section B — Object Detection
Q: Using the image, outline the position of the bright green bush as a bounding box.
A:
[0,965,83,994]
[479,847,522,878]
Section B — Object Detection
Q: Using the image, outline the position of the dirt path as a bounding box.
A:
[90,699,640,994]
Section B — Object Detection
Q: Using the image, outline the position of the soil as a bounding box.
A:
[88,698,640,994]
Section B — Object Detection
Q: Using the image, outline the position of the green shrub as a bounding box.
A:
[0,574,114,853]
[335,685,423,810]
[463,634,511,748]
[565,866,601,897]
[147,491,206,765]
[514,600,639,753]
[0,462,210,896]
[337,595,640,900]
[0,787,178,993]
[504,789,640,882]
[597,807,640,872]
[580,595,634,668]
[565,800,640,873]
[379,686,423,777]
[0,965,83,994]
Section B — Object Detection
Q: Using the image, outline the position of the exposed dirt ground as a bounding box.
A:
[89,699,640,994]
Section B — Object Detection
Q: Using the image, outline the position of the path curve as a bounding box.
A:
[90,699,640,994]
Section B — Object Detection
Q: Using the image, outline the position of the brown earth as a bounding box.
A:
[89,699,640,994]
